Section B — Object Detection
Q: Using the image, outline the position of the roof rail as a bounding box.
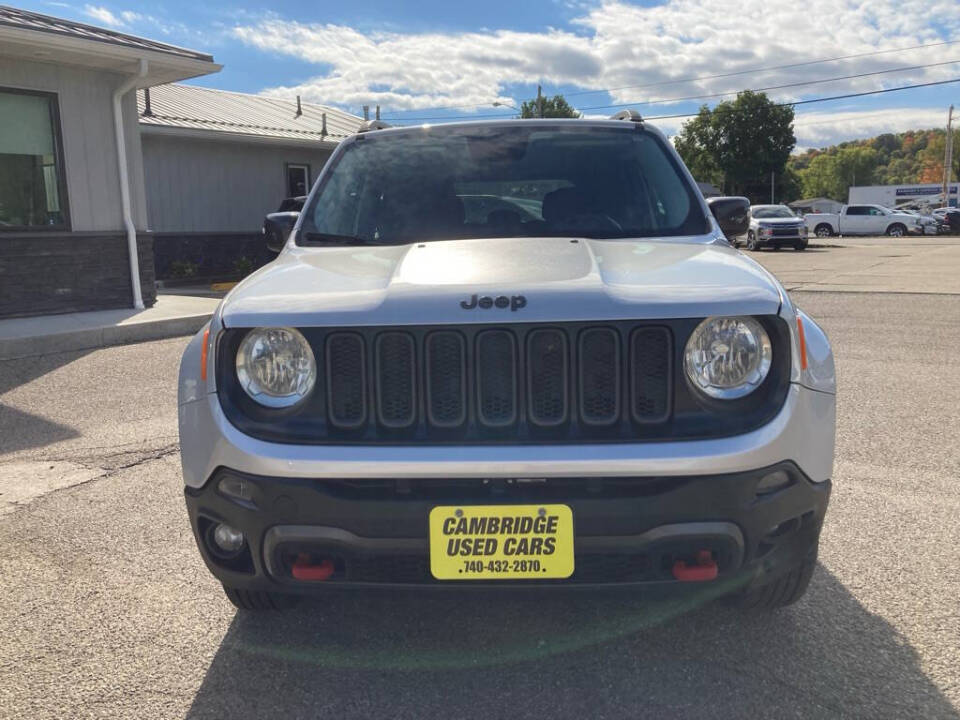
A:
[609,109,643,123]
[358,119,392,133]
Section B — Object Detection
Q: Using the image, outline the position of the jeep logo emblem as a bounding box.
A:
[460,294,527,311]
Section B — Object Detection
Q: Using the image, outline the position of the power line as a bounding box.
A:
[642,77,960,121]
[562,39,960,99]
[793,110,929,128]
[381,37,959,118]
[386,77,960,126]
[387,62,960,122]
[572,59,960,112]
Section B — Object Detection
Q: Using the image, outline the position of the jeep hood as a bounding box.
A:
[219,237,783,327]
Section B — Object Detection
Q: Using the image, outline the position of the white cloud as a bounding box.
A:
[792,107,952,148]
[231,0,960,126]
[83,5,123,27]
[120,10,142,23]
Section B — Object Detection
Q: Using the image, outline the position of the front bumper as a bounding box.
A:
[757,233,808,247]
[186,463,830,592]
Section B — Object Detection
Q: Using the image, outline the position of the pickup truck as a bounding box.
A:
[804,204,921,238]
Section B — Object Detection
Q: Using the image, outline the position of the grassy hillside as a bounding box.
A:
[788,128,960,201]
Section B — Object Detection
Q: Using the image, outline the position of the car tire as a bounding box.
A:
[886,223,906,237]
[771,244,781,251]
[746,231,759,251]
[794,241,807,251]
[737,549,817,611]
[223,585,300,611]
[814,224,833,238]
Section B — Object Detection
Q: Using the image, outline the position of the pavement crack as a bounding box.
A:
[95,442,181,476]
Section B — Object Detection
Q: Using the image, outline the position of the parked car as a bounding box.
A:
[262,196,306,253]
[898,209,939,235]
[932,207,960,233]
[743,204,808,251]
[804,204,922,237]
[178,115,835,613]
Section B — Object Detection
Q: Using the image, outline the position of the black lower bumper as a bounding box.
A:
[762,238,807,248]
[184,463,830,594]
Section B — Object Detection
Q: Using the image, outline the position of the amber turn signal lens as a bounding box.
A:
[796,317,808,370]
[200,327,210,381]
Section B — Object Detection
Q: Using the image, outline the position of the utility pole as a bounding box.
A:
[537,84,543,119]
[770,171,774,204]
[943,105,954,207]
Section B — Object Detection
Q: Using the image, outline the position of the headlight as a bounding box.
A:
[684,316,772,399]
[236,327,316,407]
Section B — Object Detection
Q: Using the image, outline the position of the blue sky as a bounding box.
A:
[22,0,960,148]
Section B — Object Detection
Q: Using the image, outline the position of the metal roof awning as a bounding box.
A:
[137,84,364,147]
[0,5,220,86]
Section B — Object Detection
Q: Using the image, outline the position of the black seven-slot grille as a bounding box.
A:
[217,317,791,444]
[322,324,671,436]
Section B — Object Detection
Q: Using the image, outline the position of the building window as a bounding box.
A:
[0,88,69,230]
[286,163,310,198]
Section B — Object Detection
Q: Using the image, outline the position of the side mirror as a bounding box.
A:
[706,196,750,240]
[263,211,299,253]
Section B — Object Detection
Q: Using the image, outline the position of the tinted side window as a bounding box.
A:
[846,206,867,216]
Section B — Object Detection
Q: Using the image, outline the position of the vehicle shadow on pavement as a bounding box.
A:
[185,565,958,720]
[0,351,89,454]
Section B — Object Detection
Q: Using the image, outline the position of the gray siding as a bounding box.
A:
[0,56,147,232]
[141,134,333,233]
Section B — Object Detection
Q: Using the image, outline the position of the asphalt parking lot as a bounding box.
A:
[1,237,959,719]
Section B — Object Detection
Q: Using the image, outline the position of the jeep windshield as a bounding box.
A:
[299,124,709,246]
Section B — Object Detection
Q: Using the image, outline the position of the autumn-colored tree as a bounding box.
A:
[788,126,960,199]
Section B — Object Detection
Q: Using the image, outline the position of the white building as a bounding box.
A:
[0,5,362,318]
[788,197,844,215]
[848,183,959,210]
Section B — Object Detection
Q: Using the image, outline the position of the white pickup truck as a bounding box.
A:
[804,204,921,238]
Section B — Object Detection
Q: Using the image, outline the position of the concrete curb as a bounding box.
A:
[0,313,211,361]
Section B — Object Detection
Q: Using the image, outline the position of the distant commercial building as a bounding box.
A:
[788,198,844,215]
[848,183,959,209]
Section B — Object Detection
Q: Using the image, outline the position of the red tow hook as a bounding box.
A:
[291,553,335,581]
[672,550,718,582]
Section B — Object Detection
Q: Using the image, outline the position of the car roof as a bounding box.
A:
[351,117,656,141]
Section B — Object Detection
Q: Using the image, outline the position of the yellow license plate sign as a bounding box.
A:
[429,504,574,580]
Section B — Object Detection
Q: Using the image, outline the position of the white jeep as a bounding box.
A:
[178,115,835,613]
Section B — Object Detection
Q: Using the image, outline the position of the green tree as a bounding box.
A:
[799,154,843,200]
[673,106,723,187]
[520,93,579,118]
[790,126,960,197]
[834,146,879,189]
[674,91,795,202]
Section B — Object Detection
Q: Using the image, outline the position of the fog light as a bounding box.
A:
[212,523,245,554]
[756,470,792,496]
